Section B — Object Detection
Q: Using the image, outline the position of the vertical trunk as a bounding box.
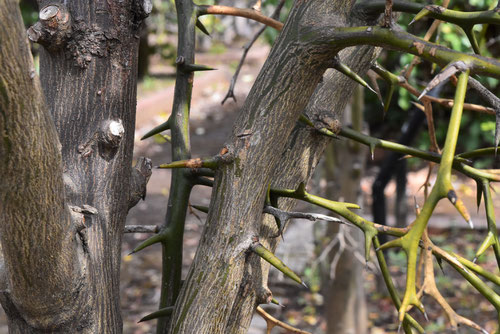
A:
[0,2,84,332]
[1,0,150,332]
[323,86,367,334]
[169,1,379,331]
[38,1,146,332]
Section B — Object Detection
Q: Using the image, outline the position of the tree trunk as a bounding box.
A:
[0,1,150,332]
[168,1,379,332]
[322,86,368,334]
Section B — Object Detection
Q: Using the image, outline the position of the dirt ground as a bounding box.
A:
[1,44,499,333]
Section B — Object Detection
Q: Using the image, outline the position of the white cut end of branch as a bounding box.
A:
[143,0,153,14]
[40,5,59,21]
[109,120,124,137]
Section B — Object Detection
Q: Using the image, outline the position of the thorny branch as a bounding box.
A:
[134,0,500,332]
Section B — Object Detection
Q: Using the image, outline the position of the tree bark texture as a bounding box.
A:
[169,1,380,332]
[0,2,84,332]
[0,0,149,332]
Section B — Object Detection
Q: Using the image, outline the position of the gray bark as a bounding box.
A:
[0,0,149,332]
[168,1,379,332]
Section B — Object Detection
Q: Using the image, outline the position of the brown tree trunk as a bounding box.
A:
[168,1,379,332]
[0,1,149,332]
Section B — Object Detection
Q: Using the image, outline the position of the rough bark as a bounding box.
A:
[0,0,149,332]
[0,2,87,332]
[169,1,379,332]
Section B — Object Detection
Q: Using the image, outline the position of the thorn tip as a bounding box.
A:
[468,219,474,229]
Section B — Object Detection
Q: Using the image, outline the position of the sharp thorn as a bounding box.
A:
[468,219,474,229]
[195,19,211,37]
[251,243,304,286]
[271,298,285,307]
[301,281,309,289]
[418,90,428,100]
[366,85,378,95]
[138,306,174,322]
[436,257,445,275]
[473,257,478,264]
[192,205,209,213]
[141,118,171,140]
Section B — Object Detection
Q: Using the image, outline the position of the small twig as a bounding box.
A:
[422,100,440,154]
[256,306,311,334]
[221,0,286,104]
[383,0,394,27]
[404,0,450,79]
[188,202,204,224]
[416,231,488,333]
[124,225,160,233]
[468,77,500,149]
[198,5,283,31]
[413,96,494,115]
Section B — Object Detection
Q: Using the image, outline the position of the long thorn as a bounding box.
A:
[138,306,174,322]
[141,117,171,140]
[251,241,307,287]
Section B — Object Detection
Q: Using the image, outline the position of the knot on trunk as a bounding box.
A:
[129,157,153,210]
[255,286,273,305]
[133,0,153,24]
[27,4,72,52]
[98,119,124,160]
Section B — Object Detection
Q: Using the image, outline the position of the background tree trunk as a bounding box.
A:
[322,86,368,334]
[0,1,149,332]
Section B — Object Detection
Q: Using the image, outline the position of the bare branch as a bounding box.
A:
[256,306,311,334]
[197,5,283,30]
[468,77,500,149]
[124,225,160,233]
[222,0,286,104]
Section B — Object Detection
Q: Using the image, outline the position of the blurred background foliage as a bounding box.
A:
[20,0,499,166]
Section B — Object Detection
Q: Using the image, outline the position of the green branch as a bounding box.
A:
[373,238,424,334]
[356,0,500,26]
[307,25,500,78]
[481,181,500,269]
[393,70,470,322]
[299,115,500,183]
[136,1,199,333]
